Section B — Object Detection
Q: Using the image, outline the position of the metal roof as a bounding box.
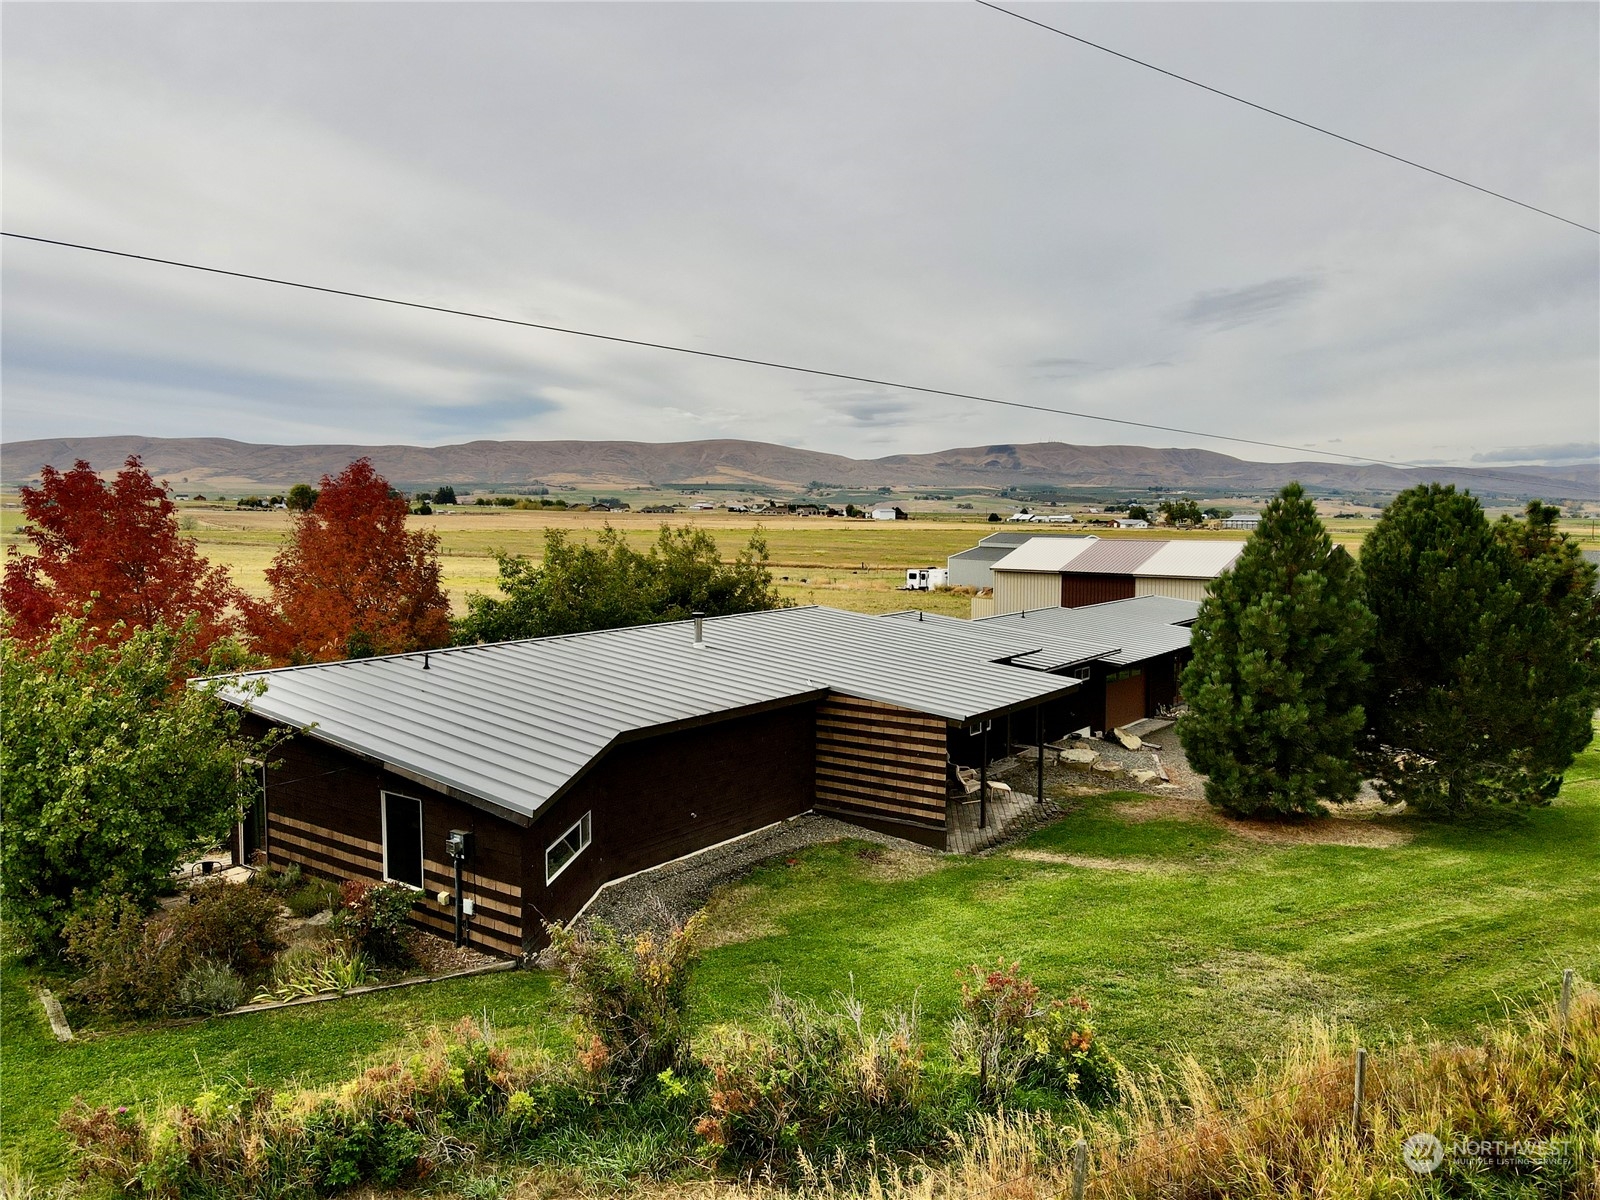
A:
[976,596,1200,666]
[881,610,1117,671]
[1132,540,1244,579]
[218,606,1080,825]
[991,536,1101,573]
[1056,540,1165,575]
[950,532,1094,564]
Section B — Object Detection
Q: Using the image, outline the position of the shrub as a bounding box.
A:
[62,896,190,1019]
[948,960,1118,1104]
[694,987,927,1166]
[285,876,341,919]
[251,940,372,1003]
[60,1019,539,1198]
[251,861,302,894]
[165,879,284,977]
[331,879,416,966]
[173,960,245,1016]
[546,914,704,1095]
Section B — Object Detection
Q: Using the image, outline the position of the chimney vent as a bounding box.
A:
[692,612,705,647]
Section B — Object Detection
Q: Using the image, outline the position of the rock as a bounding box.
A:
[1060,748,1098,769]
[1092,760,1123,775]
[1114,728,1144,751]
[1130,769,1161,784]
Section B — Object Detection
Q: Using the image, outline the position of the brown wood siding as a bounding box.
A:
[1060,574,1136,608]
[246,722,527,957]
[814,696,948,831]
[1104,671,1147,731]
[523,703,816,944]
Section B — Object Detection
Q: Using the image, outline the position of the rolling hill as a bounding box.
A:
[1,435,1593,501]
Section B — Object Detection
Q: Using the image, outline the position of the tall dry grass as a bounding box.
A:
[690,980,1599,1200]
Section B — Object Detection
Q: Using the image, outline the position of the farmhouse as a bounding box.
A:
[219,607,1093,956]
[871,505,909,520]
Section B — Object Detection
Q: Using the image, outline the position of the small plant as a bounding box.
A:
[694,986,927,1166]
[173,959,246,1016]
[948,959,1118,1103]
[331,879,417,966]
[545,914,704,1096]
[285,876,341,918]
[251,940,372,1003]
[251,861,302,894]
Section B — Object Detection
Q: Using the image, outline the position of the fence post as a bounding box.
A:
[1351,1047,1367,1133]
[1071,1137,1088,1200]
[1560,968,1574,1040]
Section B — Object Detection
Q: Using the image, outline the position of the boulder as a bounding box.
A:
[1114,727,1144,751]
[1060,748,1098,769]
[1091,760,1124,775]
[1129,769,1161,785]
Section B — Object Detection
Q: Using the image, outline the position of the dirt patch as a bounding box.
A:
[1222,814,1412,849]
[851,844,946,882]
[1007,849,1172,873]
[1113,794,1213,823]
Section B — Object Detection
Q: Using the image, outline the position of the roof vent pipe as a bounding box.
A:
[692,611,705,647]
[423,653,430,670]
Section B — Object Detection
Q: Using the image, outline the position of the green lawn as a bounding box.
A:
[6,742,1598,1184]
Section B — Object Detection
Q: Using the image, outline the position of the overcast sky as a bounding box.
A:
[3,2,1596,466]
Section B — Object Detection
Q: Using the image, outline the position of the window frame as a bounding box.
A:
[545,811,592,884]
[380,791,426,890]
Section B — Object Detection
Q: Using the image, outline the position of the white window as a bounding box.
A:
[545,812,592,884]
[381,793,425,889]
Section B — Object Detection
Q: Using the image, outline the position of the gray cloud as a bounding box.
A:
[1178,275,1324,331]
[1472,442,1600,465]
[0,3,1594,464]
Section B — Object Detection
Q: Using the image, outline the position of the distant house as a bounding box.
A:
[1219,514,1260,530]
[688,502,716,511]
[1114,517,1150,529]
[871,506,909,521]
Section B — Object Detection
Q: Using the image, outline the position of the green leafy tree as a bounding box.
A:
[1159,498,1204,528]
[0,617,279,949]
[1178,483,1374,816]
[1359,486,1599,813]
[455,523,785,644]
[285,483,318,512]
[1126,504,1150,522]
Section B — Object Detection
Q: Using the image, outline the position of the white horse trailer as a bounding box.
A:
[904,568,949,591]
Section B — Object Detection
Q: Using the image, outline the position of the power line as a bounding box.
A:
[973,1,1600,238]
[1,230,1420,468]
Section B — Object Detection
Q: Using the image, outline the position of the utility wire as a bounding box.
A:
[974,1,1600,237]
[2,230,1420,468]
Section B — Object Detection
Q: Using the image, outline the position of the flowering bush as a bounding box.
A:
[546,914,704,1096]
[948,959,1118,1103]
[694,987,927,1166]
[330,879,415,966]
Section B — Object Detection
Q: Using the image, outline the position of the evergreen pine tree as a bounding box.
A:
[1178,482,1374,816]
[1361,487,1599,812]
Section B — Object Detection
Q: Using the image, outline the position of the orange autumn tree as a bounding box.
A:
[1,456,254,653]
[252,458,451,663]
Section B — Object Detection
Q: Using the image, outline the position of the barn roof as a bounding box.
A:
[1055,539,1165,575]
[990,535,1102,573]
[1132,540,1244,579]
[217,606,1082,824]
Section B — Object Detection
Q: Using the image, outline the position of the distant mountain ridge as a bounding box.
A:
[2,435,1594,500]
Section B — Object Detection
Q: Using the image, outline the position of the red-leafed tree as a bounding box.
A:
[1,457,253,652]
[252,458,451,662]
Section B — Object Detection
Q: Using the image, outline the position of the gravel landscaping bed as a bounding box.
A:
[573,813,937,941]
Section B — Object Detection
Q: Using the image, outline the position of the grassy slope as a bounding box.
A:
[0,965,556,1181]
[690,750,1600,1076]
[6,744,1597,1182]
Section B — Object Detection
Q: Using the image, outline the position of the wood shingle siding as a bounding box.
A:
[814,696,948,831]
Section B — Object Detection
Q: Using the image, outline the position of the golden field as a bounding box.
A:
[3,501,1595,618]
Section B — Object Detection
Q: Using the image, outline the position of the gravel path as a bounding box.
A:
[574,813,938,940]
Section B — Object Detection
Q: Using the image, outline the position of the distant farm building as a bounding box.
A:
[871,505,909,520]
[985,535,1243,614]
[1219,514,1261,530]
[946,531,1092,591]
